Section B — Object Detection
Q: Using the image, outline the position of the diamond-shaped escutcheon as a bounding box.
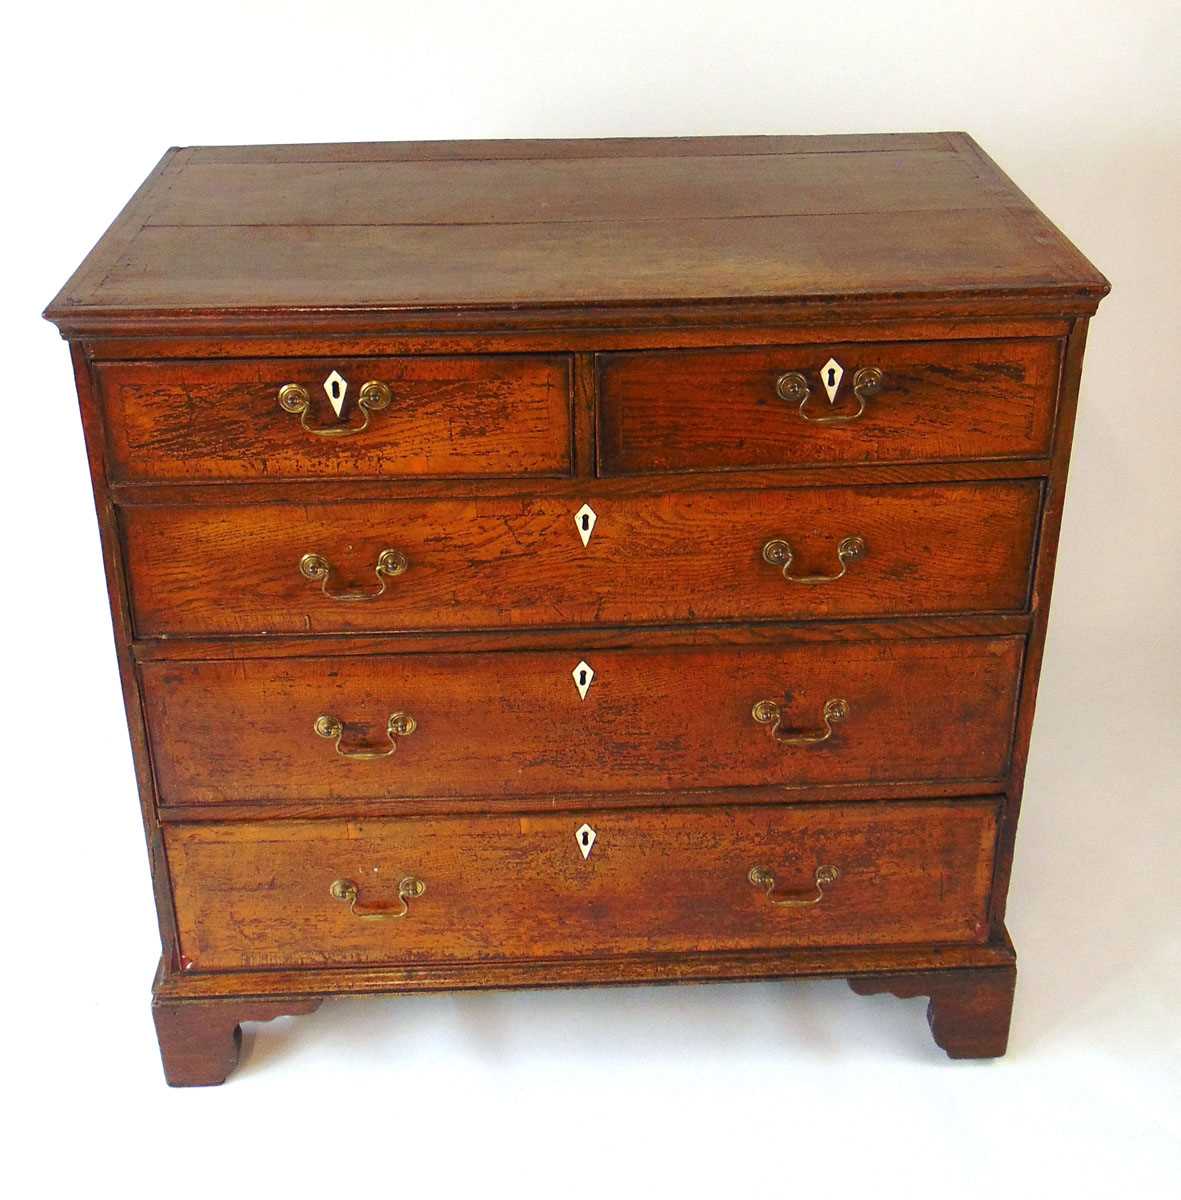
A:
[574,502,598,546]
[820,357,844,404]
[323,370,349,418]
[575,823,597,860]
[572,660,595,700]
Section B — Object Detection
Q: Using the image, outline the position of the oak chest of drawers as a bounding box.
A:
[46,133,1108,1084]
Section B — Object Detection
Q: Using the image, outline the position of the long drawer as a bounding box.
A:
[96,354,573,482]
[166,800,999,970]
[141,637,1022,806]
[597,338,1061,474]
[121,481,1040,636]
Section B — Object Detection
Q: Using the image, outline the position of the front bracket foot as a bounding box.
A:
[848,965,1017,1059]
[152,994,323,1086]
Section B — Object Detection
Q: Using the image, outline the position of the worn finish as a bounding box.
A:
[151,990,323,1087]
[166,801,998,970]
[599,338,1062,474]
[45,134,1106,333]
[141,637,1023,805]
[849,965,1018,1059]
[96,354,573,482]
[121,481,1041,636]
[46,133,1106,1082]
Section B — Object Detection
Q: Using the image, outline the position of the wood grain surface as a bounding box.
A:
[121,480,1040,637]
[42,134,1109,1074]
[140,636,1023,805]
[44,135,1106,331]
[165,800,999,970]
[598,338,1062,473]
[96,354,572,482]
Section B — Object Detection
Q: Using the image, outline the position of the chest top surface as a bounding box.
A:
[45,133,1106,334]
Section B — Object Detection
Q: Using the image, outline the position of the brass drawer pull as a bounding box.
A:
[762,536,866,583]
[749,864,839,907]
[278,379,392,437]
[330,876,425,920]
[752,697,849,745]
[299,549,408,601]
[776,366,882,423]
[314,712,417,759]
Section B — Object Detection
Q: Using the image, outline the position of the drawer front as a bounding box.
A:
[122,481,1040,637]
[166,800,999,970]
[597,338,1061,474]
[142,637,1022,806]
[97,355,572,482]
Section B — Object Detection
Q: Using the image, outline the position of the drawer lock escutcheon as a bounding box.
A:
[820,357,844,403]
[330,876,425,920]
[574,503,598,546]
[748,864,839,908]
[323,369,349,417]
[314,712,417,759]
[572,660,595,700]
[761,536,866,584]
[576,822,597,859]
[752,697,849,745]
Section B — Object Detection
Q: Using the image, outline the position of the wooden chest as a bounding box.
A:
[45,133,1108,1084]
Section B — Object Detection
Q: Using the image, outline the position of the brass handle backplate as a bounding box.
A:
[749,864,839,907]
[752,697,849,745]
[762,536,866,584]
[776,366,882,423]
[278,379,392,437]
[300,548,408,601]
[330,876,425,920]
[315,712,417,759]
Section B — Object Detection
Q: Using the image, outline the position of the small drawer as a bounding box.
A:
[96,354,572,482]
[122,481,1041,637]
[141,636,1022,807]
[165,799,999,970]
[597,338,1061,475]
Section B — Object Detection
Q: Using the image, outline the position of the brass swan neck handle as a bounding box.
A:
[329,876,425,920]
[278,379,392,437]
[300,549,408,602]
[748,865,839,907]
[775,366,882,423]
[752,698,849,745]
[314,712,417,759]
[762,536,866,584]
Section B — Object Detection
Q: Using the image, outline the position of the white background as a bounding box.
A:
[3,1,1178,1194]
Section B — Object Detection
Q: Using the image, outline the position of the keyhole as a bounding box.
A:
[581,830,590,846]
[827,367,836,387]
[578,669,587,686]
[331,380,341,399]
[581,514,590,531]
